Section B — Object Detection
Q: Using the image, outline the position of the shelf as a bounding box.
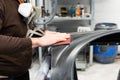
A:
[52,16,92,22]
[43,0,94,32]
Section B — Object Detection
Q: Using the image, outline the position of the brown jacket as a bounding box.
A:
[0,0,32,77]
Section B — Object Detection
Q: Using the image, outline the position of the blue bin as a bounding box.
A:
[93,45,118,63]
[94,23,118,64]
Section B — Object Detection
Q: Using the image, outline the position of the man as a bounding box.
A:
[0,0,70,80]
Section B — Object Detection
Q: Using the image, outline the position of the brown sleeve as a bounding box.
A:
[0,1,32,54]
[0,35,32,54]
[0,1,4,30]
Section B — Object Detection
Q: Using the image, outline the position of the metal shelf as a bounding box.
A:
[43,0,95,32]
[52,16,92,22]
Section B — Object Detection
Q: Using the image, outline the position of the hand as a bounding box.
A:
[31,31,70,48]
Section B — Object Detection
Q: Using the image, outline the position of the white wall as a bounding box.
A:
[94,0,120,28]
[94,0,120,53]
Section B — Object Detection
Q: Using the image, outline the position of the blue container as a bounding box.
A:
[94,23,118,64]
[70,6,76,17]
[93,45,118,64]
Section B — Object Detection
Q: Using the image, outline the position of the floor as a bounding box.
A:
[29,56,120,80]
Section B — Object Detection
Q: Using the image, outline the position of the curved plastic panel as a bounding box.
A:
[50,29,120,80]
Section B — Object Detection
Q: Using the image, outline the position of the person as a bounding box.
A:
[0,0,70,80]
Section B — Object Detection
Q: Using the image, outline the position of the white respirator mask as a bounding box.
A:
[18,3,44,37]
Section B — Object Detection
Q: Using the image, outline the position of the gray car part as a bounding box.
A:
[36,29,120,80]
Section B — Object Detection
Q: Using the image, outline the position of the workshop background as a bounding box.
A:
[29,0,120,80]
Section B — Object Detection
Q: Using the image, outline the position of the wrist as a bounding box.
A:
[31,38,39,48]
